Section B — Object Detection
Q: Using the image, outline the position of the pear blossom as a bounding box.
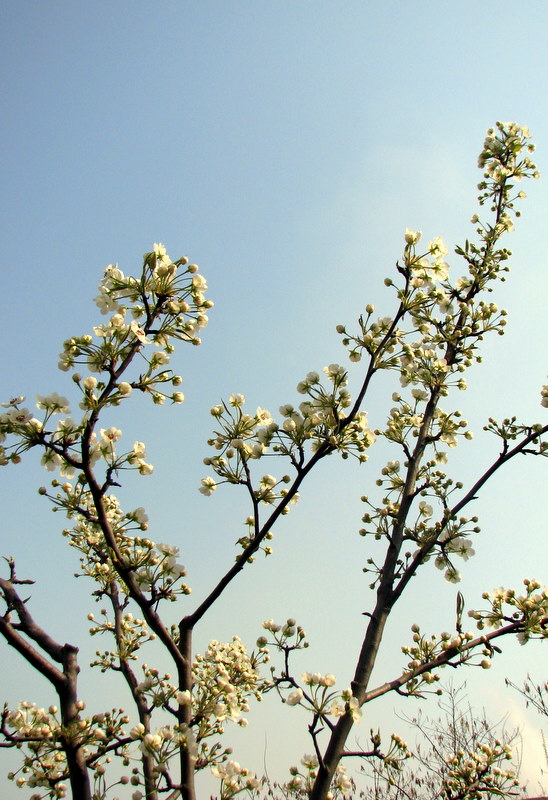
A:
[1,396,25,408]
[199,476,217,495]
[83,376,98,391]
[150,350,170,368]
[128,441,147,462]
[347,696,362,723]
[323,363,346,381]
[100,426,122,444]
[428,236,448,257]
[35,393,71,414]
[405,228,422,245]
[418,501,433,518]
[129,507,149,527]
[137,460,154,476]
[286,689,304,706]
[130,320,150,344]
[40,450,62,472]
[256,407,274,425]
[445,567,462,584]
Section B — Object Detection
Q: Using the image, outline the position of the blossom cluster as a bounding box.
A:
[442,740,518,800]
[200,369,376,522]
[62,243,211,375]
[1,244,210,478]
[280,364,376,458]
[284,755,353,797]
[383,393,471,452]
[261,619,362,725]
[89,635,271,781]
[400,624,485,696]
[469,579,548,644]
[88,610,155,671]
[4,703,66,796]
[399,582,548,698]
[129,720,198,772]
[210,760,262,799]
[360,460,479,586]
[483,415,547,454]
[3,702,131,799]
[55,489,191,606]
[477,121,538,190]
[191,637,271,750]
[285,677,362,725]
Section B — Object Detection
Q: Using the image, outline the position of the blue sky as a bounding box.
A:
[1,2,547,796]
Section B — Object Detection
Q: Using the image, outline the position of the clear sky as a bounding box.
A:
[1,2,547,797]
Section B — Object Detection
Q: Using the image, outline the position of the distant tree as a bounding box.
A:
[1,122,546,800]
[362,683,524,800]
[507,675,548,793]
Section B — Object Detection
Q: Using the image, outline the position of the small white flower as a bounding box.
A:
[100,426,122,443]
[36,392,71,414]
[229,393,245,407]
[137,460,154,476]
[83,376,98,392]
[199,476,217,496]
[256,407,273,426]
[405,228,422,245]
[130,320,151,344]
[286,688,303,706]
[418,501,433,518]
[177,690,192,706]
[428,236,448,257]
[445,567,462,584]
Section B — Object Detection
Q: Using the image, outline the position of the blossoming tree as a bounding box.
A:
[1,122,547,800]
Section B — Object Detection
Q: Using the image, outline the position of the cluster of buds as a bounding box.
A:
[469,579,548,644]
[63,243,211,371]
[477,121,537,190]
[1,244,209,478]
[261,619,362,726]
[383,394,471,450]
[400,622,493,697]
[210,759,262,799]
[0,396,64,468]
[360,459,479,586]
[129,721,198,769]
[3,702,131,799]
[285,755,353,797]
[4,703,65,795]
[200,369,376,515]
[189,637,271,753]
[442,740,518,800]
[88,611,155,670]
[484,415,547,451]
[57,489,191,607]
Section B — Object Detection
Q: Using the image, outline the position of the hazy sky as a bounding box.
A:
[1,2,547,797]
